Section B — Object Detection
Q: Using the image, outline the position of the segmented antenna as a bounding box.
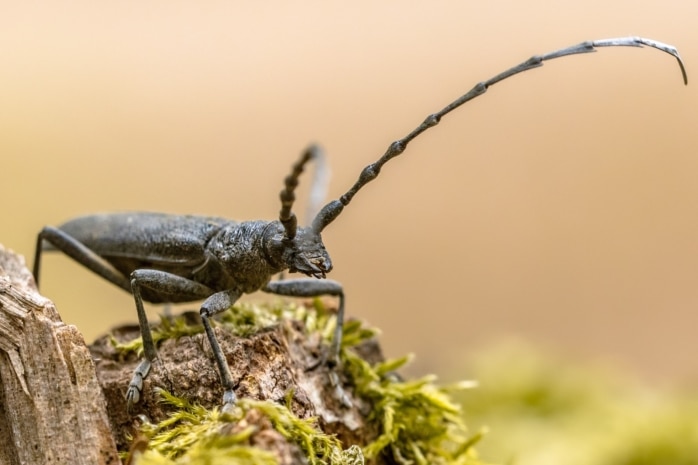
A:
[311,36,687,233]
[279,145,322,239]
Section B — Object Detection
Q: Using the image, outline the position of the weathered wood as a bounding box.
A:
[0,245,119,465]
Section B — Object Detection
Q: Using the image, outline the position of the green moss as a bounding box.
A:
[112,299,342,356]
[327,302,486,464]
[115,305,698,465]
[344,352,483,464]
[132,390,358,465]
[120,300,486,465]
[112,313,205,356]
[456,343,698,465]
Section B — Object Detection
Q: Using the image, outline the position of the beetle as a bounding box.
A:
[32,37,686,411]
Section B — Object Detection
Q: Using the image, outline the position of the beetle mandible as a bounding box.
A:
[32,37,687,412]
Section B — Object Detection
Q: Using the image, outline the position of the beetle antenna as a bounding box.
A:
[311,36,687,233]
[305,146,330,226]
[280,145,323,239]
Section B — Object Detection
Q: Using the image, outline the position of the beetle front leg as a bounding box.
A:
[262,278,350,407]
[199,289,243,407]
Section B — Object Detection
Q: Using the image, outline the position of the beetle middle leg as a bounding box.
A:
[263,278,351,407]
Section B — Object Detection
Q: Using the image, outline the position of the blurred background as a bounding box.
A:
[2,1,697,389]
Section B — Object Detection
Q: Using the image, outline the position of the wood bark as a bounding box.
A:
[0,245,119,465]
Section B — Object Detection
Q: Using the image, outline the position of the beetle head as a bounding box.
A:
[283,227,332,279]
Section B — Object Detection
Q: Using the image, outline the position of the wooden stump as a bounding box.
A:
[0,244,386,464]
[90,308,384,455]
[0,245,119,465]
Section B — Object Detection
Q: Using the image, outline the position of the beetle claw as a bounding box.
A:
[329,370,353,408]
[126,359,152,412]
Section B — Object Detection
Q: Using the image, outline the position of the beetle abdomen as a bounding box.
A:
[58,212,229,260]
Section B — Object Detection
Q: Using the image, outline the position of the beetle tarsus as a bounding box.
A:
[329,371,352,408]
[223,389,237,406]
[126,359,152,411]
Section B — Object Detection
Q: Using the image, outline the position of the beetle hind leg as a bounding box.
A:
[33,226,131,291]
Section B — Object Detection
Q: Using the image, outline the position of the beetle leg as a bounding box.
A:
[127,269,214,411]
[262,278,350,407]
[200,289,243,407]
[33,226,131,291]
[126,359,151,408]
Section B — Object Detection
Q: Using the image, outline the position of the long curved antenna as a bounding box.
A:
[311,36,687,233]
[279,145,323,239]
[305,146,330,226]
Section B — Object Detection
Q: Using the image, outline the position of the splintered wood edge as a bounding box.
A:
[0,244,119,465]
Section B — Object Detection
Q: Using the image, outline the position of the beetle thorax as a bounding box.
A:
[206,220,286,293]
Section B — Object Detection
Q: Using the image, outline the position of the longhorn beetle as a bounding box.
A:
[33,37,687,411]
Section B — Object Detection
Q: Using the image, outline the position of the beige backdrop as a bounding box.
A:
[2,1,697,382]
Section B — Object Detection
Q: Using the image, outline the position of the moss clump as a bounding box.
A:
[112,299,349,357]
[344,352,483,464]
[456,343,698,465]
[131,390,361,465]
[112,313,204,356]
[118,300,486,465]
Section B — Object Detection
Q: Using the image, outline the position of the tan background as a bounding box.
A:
[2,1,697,382]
